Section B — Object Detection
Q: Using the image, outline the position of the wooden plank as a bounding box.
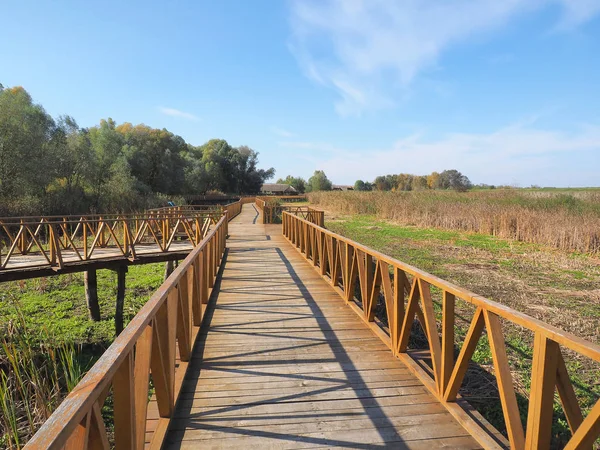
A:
[113,352,136,450]
[441,291,455,393]
[134,325,153,450]
[484,311,524,450]
[555,349,585,435]
[443,308,485,402]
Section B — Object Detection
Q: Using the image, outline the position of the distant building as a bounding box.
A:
[332,185,354,191]
[260,183,298,195]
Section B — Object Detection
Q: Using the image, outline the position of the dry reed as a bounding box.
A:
[0,305,87,449]
[308,190,600,253]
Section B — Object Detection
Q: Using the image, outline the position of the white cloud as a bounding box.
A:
[278,122,600,186]
[158,107,200,121]
[556,0,600,28]
[271,126,296,138]
[289,0,600,115]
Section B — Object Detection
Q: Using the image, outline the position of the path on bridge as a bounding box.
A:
[160,204,482,449]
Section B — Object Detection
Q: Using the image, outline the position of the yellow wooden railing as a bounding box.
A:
[148,198,248,222]
[255,197,322,225]
[0,211,222,271]
[24,214,228,450]
[282,211,600,450]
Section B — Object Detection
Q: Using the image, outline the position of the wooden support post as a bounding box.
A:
[115,265,128,336]
[164,260,174,281]
[85,269,101,321]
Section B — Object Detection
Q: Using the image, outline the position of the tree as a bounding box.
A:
[0,86,56,199]
[374,176,391,191]
[88,118,126,208]
[233,145,274,194]
[277,175,306,194]
[182,145,211,194]
[354,180,366,191]
[46,116,93,213]
[439,169,472,192]
[118,124,186,195]
[427,172,441,189]
[412,175,428,191]
[306,170,332,192]
[396,173,414,191]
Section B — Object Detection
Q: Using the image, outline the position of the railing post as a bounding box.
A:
[134,325,153,450]
[441,291,455,392]
[123,220,130,256]
[49,224,63,268]
[525,332,560,450]
[19,219,28,254]
[113,351,136,450]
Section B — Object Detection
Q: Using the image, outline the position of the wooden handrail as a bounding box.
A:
[282,211,600,450]
[0,211,222,270]
[24,214,229,450]
[255,197,322,225]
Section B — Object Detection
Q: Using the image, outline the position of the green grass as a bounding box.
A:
[0,263,165,345]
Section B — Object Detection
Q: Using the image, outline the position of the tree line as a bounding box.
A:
[358,170,472,192]
[276,171,332,194]
[277,169,472,194]
[0,84,274,216]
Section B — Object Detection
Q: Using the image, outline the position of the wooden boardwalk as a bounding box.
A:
[23,201,600,449]
[163,204,482,449]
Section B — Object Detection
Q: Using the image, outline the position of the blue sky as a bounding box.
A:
[1,0,599,187]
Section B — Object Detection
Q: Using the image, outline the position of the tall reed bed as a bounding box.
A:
[0,305,88,449]
[308,190,600,253]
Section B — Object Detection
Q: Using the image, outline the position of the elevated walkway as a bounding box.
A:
[162,204,482,448]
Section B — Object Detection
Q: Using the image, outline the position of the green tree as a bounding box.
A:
[354,180,373,191]
[118,123,186,195]
[439,169,472,192]
[88,118,126,208]
[306,170,332,192]
[0,86,56,200]
[233,145,275,194]
[354,180,366,191]
[199,139,236,192]
[277,175,306,194]
[374,175,391,191]
[46,116,93,213]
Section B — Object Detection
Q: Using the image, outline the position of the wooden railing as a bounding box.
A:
[255,197,322,225]
[223,199,244,221]
[148,198,249,220]
[147,205,223,214]
[282,212,600,450]
[24,214,228,450]
[0,211,221,271]
[239,196,257,205]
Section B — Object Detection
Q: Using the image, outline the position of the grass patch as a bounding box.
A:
[0,263,165,345]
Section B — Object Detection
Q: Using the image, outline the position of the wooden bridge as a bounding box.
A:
[21,203,600,449]
[0,209,227,282]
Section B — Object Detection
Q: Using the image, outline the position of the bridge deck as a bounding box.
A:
[161,204,483,449]
[0,242,194,281]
